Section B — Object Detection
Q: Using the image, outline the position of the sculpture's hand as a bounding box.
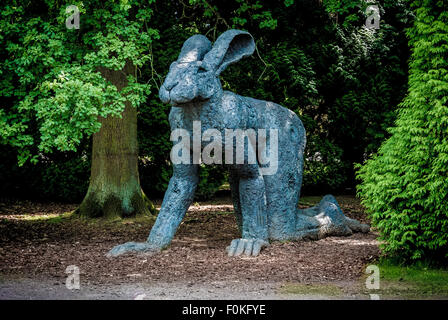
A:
[226,238,269,257]
[106,241,161,257]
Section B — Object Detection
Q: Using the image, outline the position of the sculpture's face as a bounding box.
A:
[159,30,255,107]
[159,59,219,106]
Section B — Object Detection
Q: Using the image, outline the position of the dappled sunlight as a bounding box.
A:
[187,204,233,213]
[326,238,378,246]
[0,212,70,222]
[153,203,234,213]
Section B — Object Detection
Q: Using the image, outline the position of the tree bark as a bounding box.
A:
[77,63,155,218]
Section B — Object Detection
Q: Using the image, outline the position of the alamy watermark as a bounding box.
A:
[65,265,80,290]
[66,5,80,29]
[365,4,380,30]
[170,121,279,175]
[365,264,380,300]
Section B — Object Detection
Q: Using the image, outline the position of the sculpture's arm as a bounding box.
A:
[146,163,199,249]
[106,163,198,257]
[226,163,269,257]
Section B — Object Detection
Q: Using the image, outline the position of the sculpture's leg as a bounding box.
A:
[295,194,369,240]
[229,169,243,234]
[227,164,269,257]
[107,163,199,257]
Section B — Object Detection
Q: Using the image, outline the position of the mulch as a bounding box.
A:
[0,196,379,286]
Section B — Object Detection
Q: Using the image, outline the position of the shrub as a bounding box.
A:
[357,0,448,263]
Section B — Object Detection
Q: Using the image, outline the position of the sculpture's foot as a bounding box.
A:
[296,194,370,240]
[106,241,161,257]
[226,238,269,257]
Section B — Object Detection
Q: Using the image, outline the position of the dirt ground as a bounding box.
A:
[0,195,380,299]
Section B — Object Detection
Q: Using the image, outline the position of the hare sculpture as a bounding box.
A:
[108,30,369,257]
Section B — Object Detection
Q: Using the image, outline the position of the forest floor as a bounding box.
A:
[0,194,446,300]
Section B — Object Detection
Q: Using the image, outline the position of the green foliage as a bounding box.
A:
[379,258,448,284]
[196,165,227,200]
[40,154,90,201]
[371,259,448,298]
[303,137,348,192]
[0,0,412,202]
[0,145,90,202]
[322,0,366,28]
[357,0,448,263]
[214,0,410,192]
[0,0,158,164]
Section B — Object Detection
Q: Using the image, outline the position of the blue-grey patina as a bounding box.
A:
[108,30,369,257]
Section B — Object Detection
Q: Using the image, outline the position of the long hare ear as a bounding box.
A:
[202,29,255,75]
[177,34,212,63]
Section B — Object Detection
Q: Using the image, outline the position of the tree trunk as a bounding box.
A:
[78,63,155,218]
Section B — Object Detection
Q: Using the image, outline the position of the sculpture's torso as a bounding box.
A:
[169,91,307,240]
[169,91,303,141]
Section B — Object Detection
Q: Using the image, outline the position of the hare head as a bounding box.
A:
[159,29,255,106]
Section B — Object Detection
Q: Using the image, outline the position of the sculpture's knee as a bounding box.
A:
[314,201,353,236]
[320,195,370,234]
[295,194,370,239]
